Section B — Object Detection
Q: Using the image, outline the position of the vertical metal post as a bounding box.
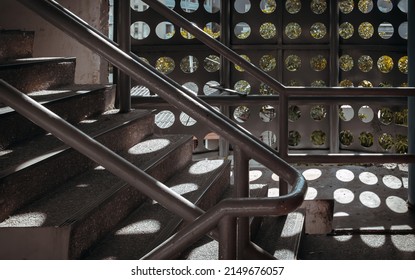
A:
[408,0,415,208]
[329,0,340,153]
[117,0,131,113]
[233,146,250,259]
[218,216,237,259]
[278,92,289,195]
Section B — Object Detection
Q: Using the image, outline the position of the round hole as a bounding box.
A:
[394,108,408,127]
[285,22,302,39]
[234,0,251,13]
[158,0,175,9]
[180,26,195,39]
[130,0,149,11]
[260,83,276,95]
[311,0,327,14]
[130,21,150,40]
[339,54,354,71]
[182,82,199,95]
[398,0,408,13]
[358,0,374,13]
[179,112,197,126]
[285,55,302,71]
[339,105,354,121]
[234,22,251,39]
[234,55,251,72]
[398,22,408,39]
[204,0,221,13]
[358,55,374,72]
[339,0,355,14]
[378,107,394,125]
[379,133,394,151]
[288,105,301,122]
[377,55,394,73]
[310,105,327,121]
[259,55,277,72]
[311,80,326,87]
[287,80,303,86]
[155,57,175,74]
[359,80,373,87]
[234,106,250,123]
[155,110,175,129]
[180,55,199,73]
[285,0,301,14]
[204,55,221,72]
[180,0,199,12]
[310,22,327,39]
[398,56,408,74]
[339,79,354,87]
[260,0,276,14]
[260,22,277,39]
[339,22,354,39]
[204,22,221,38]
[358,22,374,39]
[131,85,150,96]
[311,130,326,146]
[395,134,408,154]
[259,105,276,122]
[203,81,220,95]
[234,80,251,94]
[340,130,354,146]
[359,131,374,148]
[377,0,393,13]
[289,130,301,147]
[260,130,277,148]
[203,133,219,151]
[155,22,175,39]
[358,106,374,123]
[378,22,394,39]
[310,55,327,71]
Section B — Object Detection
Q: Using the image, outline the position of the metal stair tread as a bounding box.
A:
[0,109,153,178]
[0,57,76,68]
[84,159,231,260]
[0,134,192,228]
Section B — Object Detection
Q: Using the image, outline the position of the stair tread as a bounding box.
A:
[0,109,152,178]
[85,159,231,260]
[0,57,76,68]
[0,134,192,228]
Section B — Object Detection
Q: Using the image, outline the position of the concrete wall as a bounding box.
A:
[0,0,110,84]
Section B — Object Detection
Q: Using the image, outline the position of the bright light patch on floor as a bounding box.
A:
[360,235,385,248]
[359,191,381,208]
[333,235,353,242]
[359,172,378,185]
[302,169,322,181]
[189,159,223,174]
[171,183,199,195]
[333,212,350,217]
[391,235,415,252]
[305,187,318,199]
[0,212,47,227]
[94,165,105,170]
[128,139,171,155]
[386,196,408,214]
[333,188,355,204]
[382,175,402,189]
[249,170,263,182]
[402,177,408,189]
[116,219,161,235]
[335,169,354,182]
[271,173,279,181]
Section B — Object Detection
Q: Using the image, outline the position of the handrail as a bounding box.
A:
[16,0,308,258]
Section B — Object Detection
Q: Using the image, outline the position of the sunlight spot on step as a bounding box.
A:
[249,170,263,182]
[386,196,408,214]
[305,187,318,199]
[189,159,223,175]
[333,188,354,204]
[360,235,385,248]
[402,177,408,189]
[76,183,90,188]
[391,235,415,252]
[333,211,349,217]
[80,119,98,124]
[391,225,413,230]
[128,139,171,155]
[302,169,322,181]
[359,172,378,185]
[171,183,199,195]
[398,164,408,172]
[359,191,381,208]
[115,219,161,235]
[333,235,352,242]
[271,173,279,181]
[335,169,354,182]
[382,175,402,189]
[94,165,105,170]
[268,188,279,197]
[0,212,47,227]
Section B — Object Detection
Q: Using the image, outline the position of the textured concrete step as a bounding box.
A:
[84,158,231,260]
[0,57,76,92]
[0,30,34,61]
[0,84,116,150]
[0,109,154,222]
[0,134,194,259]
[180,183,269,260]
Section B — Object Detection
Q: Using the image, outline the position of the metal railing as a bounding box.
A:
[12,0,307,259]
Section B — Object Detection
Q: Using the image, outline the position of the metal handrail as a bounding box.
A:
[16,0,307,259]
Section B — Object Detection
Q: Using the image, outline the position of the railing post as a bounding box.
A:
[408,0,415,209]
[233,146,250,259]
[278,93,289,195]
[116,0,131,113]
[218,216,237,260]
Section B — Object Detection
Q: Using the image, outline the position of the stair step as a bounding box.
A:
[0,30,34,61]
[0,57,76,92]
[180,183,269,260]
[0,109,154,222]
[0,133,194,259]
[253,210,305,260]
[0,84,116,150]
[84,158,231,260]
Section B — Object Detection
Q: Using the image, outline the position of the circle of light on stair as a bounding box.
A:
[359,191,381,208]
[180,55,199,73]
[333,188,355,204]
[302,168,322,181]
[234,22,251,39]
[260,22,277,39]
[260,0,276,14]
[204,55,221,72]
[155,22,175,39]
[204,0,221,13]
[285,0,301,14]
[180,112,197,126]
[336,169,355,182]
[339,0,355,14]
[235,0,251,13]
[386,196,408,213]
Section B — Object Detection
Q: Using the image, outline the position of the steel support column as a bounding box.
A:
[408,0,415,208]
